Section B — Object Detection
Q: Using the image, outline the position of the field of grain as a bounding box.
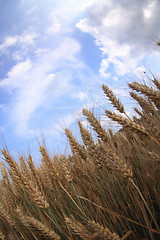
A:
[0,77,160,239]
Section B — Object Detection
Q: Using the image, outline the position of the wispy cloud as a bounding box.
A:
[72,91,88,101]
[0,59,32,88]
[0,37,88,137]
[0,30,37,54]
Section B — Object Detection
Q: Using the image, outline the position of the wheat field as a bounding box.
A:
[0,76,160,239]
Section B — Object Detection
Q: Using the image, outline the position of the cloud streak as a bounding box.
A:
[0,36,88,137]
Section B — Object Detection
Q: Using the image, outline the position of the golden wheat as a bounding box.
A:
[65,217,91,240]
[87,220,120,240]
[102,84,125,114]
[128,82,160,109]
[0,77,159,239]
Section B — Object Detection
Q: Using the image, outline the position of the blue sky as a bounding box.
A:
[0,0,160,162]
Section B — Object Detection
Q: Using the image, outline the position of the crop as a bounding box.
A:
[0,76,160,239]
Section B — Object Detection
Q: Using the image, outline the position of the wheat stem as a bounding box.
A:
[129,178,160,231]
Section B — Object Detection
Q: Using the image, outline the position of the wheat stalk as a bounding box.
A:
[73,163,98,193]
[0,202,15,227]
[99,140,133,178]
[27,155,43,192]
[134,108,143,117]
[129,178,160,231]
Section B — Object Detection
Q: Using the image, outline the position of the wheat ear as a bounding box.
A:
[102,84,125,113]
[27,155,43,192]
[82,109,111,144]
[0,202,15,227]
[39,145,58,180]
[78,121,102,162]
[134,108,143,117]
[87,220,120,240]
[106,110,160,146]
[60,155,73,183]
[26,217,61,240]
[106,110,148,135]
[0,161,10,185]
[0,231,5,240]
[1,149,24,186]
[8,168,24,194]
[78,121,95,148]
[128,82,160,109]
[65,217,91,240]
[65,128,87,160]
[152,76,160,90]
[2,183,15,214]
[99,140,133,178]
[130,91,156,114]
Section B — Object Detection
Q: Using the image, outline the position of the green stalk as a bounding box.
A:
[129,178,160,231]
[58,180,88,220]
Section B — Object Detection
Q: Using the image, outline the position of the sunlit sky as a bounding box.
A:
[0,0,160,162]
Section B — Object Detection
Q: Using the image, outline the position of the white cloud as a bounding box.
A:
[143,1,156,19]
[76,0,160,76]
[46,17,61,34]
[133,66,147,79]
[45,0,93,36]
[99,59,110,78]
[19,31,37,45]
[0,59,32,88]
[0,36,18,49]
[0,30,37,54]
[1,37,84,136]
[72,91,88,101]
